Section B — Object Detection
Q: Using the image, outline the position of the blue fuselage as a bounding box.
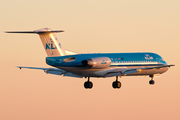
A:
[46,52,167,67]
[45,52,168,77]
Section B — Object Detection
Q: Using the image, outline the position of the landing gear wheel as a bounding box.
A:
[117,81,121,88]
[112,81,121,89]
[84,82,89,89]
[88,81,93,88]
[149,75,155,85]
[112,81,117,88]
[84,81,93,89]
[149,80,155,85]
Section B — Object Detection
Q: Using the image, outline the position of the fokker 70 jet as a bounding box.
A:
[6,28,174,89]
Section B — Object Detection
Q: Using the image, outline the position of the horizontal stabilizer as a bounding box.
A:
[5,30,64,34]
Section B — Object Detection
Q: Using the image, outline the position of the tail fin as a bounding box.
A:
[35,28,66,56]
[6,28,67,57]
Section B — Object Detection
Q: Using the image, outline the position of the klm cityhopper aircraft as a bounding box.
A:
[6,28,174,89]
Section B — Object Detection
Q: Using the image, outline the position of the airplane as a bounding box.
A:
[6,28,174,89]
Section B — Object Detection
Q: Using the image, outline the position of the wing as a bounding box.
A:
[104,65,175,77]
[17,66,83,78]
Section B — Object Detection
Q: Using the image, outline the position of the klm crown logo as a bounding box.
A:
[101,60,107,64]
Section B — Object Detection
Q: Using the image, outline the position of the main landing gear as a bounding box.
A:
[112,76,121,89]
[84,77,93,89]
[149,75,155,85]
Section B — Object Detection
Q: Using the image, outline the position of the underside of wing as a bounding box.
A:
[134,64,174,73]
[104,65,174,77]
[17,66,83,78]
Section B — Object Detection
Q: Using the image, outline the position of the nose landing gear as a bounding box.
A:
[84,77,93,89]
[112,76,121,89]
[149,75,155,85]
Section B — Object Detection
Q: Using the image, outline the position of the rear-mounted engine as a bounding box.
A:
[81,57,111,68]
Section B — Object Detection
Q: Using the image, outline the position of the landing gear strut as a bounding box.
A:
[149,75,155,85]
[84,77,93,89]
[112,76,121,89]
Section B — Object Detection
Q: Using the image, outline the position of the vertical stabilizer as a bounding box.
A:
[35,28,66,57]
[6,28,79,56]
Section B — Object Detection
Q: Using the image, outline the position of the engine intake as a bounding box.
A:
[81,57,111,69]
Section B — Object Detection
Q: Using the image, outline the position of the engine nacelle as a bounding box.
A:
[81,57,111,69]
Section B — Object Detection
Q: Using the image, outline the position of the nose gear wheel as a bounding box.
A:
[149,75,155,85]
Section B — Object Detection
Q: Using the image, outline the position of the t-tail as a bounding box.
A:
[6,28,78,57]
[36,28,67,56]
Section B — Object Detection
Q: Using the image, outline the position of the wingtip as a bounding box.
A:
[169,64,175,67]
[17,66,22,69]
